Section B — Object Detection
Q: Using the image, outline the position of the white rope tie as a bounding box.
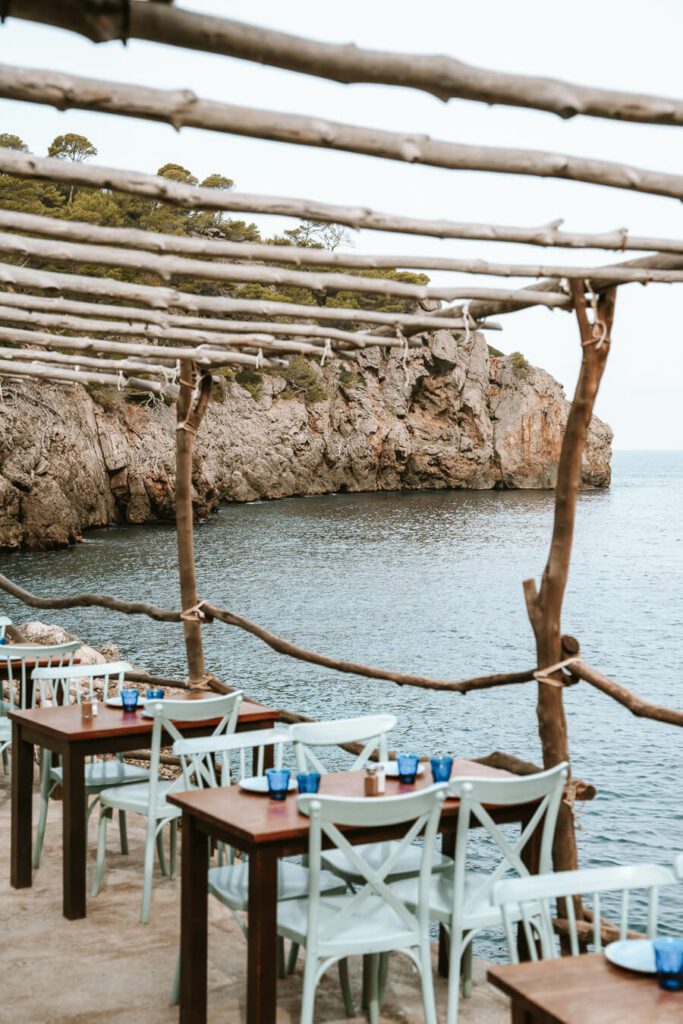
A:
[462,301,472,343]
[117,371,124,391]
[321,338,332,366]
[180,600,207,622]
[582,280,608,349]
[255,349,264,370]
[397,325,410,384]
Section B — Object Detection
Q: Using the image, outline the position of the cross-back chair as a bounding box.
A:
[278,784,448,1024]
[390,762,567,1024]
[31,661,148,868]
[93,691,243,923]
[169,728,347,1007]
[0,641,79,773]
[494,862,678,962]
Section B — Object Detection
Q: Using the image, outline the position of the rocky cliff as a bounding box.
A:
[0,330,612,550]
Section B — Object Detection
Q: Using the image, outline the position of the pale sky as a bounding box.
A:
[0,1,681,449]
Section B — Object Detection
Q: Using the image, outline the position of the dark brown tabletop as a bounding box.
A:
[9,697,281,921]
[168,758,541,1024]
[488,951,683,1023]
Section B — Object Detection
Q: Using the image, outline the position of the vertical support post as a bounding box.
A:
[175,359,212,686]
[524,283,616,875]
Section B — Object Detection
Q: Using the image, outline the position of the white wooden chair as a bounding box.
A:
[277,784,448,1024]
[31,661,149,869]
[289,715,453,885]
[390,762,567,1024]
[92,692,242,923]
[169,728,347,1007]
[494,862,677,961]
[0,641,79,774]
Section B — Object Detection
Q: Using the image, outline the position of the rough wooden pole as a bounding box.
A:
[524,282,617,875]
[175,359,212,687]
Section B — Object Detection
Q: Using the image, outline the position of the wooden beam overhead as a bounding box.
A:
[6,1,683,127]
[1,64,682,200]
[1,150,681,255]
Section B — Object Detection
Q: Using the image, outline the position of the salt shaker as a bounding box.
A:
[364,765,381,797]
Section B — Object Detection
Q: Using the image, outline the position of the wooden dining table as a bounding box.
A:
[168,757,541,1024]
[9,695,280,920]
[487,951,682,1023]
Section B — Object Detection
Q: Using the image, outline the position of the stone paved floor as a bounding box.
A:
[0,774,509,1023]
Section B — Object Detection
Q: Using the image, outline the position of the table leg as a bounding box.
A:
[438,830,456,977]
[10,720,33,889]
[180,814,209,1024]
[512,1002,535,1024]
[247,845,278,1024]
[62,744,86,919]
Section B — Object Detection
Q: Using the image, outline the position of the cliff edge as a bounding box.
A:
[0,331,612,550]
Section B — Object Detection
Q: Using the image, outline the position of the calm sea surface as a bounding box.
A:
[2,451,682,945]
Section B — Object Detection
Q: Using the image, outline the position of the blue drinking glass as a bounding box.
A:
[397,753,420,784]
[120,688,139,713]
[0,636,6,646]
[266,768,291,801]
[145,688,165,700]
[297,772,321,794]
[430,756,453,783]
[653,938,683,991]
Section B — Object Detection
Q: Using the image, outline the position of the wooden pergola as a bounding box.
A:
[1,2,682,889]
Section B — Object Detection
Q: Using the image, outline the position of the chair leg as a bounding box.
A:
[118,810,129,855]
[156,828,169,877]
[446,929,463,1024]
[378,952,389,1007]
[92,806,111,897]
[33,756,51,869]
[462,936,473,998]
[300,952,318,1024]
[419,941,439,1024]
[2,745,9,775]
[338,958,355,1017]
[169,820,178,879]
[361,953,371,1009]
[277,937,287,980]
[286,941,300,975]
[170,951,180,1006]
[140,819,158,924]
[367,953,380,1024]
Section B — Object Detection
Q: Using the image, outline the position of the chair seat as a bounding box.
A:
[209,861,346,912]
[390,870,532,931]
[278,893,418,956]
[321,839,452,884]
[51,760,150,790]
[98,779,181,819]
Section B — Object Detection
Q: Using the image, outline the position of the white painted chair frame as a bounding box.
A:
[169,727,347,1006]
[494,862,678,961]
[674,853,683,881]
[0,641,79,773]
[289,714,397,775]
[31,661,142,868]
[278,784,448,1024]
[431,763,567,1024]
[93,691,243,923]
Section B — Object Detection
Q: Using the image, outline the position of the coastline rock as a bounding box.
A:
[0,331,612,550]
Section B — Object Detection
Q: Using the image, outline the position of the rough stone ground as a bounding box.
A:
[0,774,510,1023]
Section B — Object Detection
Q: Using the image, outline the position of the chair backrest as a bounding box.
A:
[288,714,397,774]
[31,661,133,706]
[0,642,80,713]
[146,692,243,806]
[674,853,683,881]
[173,727,291,789]
[494,862,677,962]
[447,763,567,927]
[298,784,447,951]
[0,615,11,639]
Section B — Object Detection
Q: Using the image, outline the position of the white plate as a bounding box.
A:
[106,696,148,709]
[379,761,425,778]
[239,776,297,795]
[604,939,656,974]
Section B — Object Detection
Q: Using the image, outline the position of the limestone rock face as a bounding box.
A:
[0,332,612,550]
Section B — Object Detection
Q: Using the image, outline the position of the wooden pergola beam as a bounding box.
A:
[0,358,172,395]
[2,150,681,255]
[7,1,683,127]
[2,64,682,200]
[0,231,584,305]
[2,210,683,285]
[0,262,479,331]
